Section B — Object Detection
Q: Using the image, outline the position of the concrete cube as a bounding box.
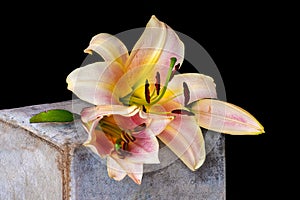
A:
[0,100,225,199]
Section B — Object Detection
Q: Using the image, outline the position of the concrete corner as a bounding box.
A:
[0,100,225,199]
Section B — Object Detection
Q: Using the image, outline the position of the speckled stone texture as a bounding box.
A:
[0,100,225,200]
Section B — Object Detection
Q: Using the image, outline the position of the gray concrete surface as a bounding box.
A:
[0,100,225,199]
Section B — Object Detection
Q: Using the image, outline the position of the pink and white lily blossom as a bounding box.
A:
[66,15,264,184]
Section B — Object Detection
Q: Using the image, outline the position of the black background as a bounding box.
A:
[0,2,287,199]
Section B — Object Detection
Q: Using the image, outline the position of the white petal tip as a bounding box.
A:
[133,178,142,185]
[84,49,93,54]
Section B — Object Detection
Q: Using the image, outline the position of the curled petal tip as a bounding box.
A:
[256,127,265,135]
[190,99,265,135]
[133,178,142,185]
[151,15,158,20]
[83,48,93,54]
[82,142,89,146]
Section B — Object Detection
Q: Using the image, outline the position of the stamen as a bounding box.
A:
[116,142,131,159]
[121,131,136,143]
[145,79,151,103]
[171,109,195,116]
[126,131,136,142]
[183,82,190,106]
[155,72,161,95]
[175,63,181,71]
[120,131,129,143]
[122,142,129,151]
[115,138,130,159]
[150,57,177,105]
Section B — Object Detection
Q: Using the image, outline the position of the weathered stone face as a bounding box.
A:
[0,100,225,199]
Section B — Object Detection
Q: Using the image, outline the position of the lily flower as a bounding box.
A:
[80,105,173,184]
[66,15,264,184]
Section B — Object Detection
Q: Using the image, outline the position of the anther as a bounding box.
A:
[155,72,161,95]
[145,79,151,103]
[121,131,136,143]
[170,63,181,81]
[171,109,195,116]
[120,131,129,143]
[183,82,190,106]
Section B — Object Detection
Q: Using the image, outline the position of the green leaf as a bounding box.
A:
[30,109,75,123]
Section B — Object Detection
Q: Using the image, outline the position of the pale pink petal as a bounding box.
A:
[107,157,127,181]
[126,130,160,164]
[189,99,265,135]
[84,127,114,157]
[127,15,184,71]
[112,111,148,130]
[111,155,143,184]
[113,111,174,135]
[81,105,139,124]
[157,115,205,171]
[149,98,186,113]
[167,73,217,105]
[112,112,173,164]
[82,117,114,157]
[115,62,173,100]
[118,15,184,94]
[66,61,130,105]
[144,112,174,136]
[84,33,129,66]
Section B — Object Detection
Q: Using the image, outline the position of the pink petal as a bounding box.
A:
[81,105,139,124]
[114,110,174,135]
[83,119,114,157]
[66,61,130,105]
[112,111,148,130]
[119,15,184,94]
[84,33,129,66]
[110,154,143,184]
[189,99,265,135]
[113,112,173,164]
[143,112,174,136]
[126,130,160,164]
[115,112,174,164]
[167,73,217,105]
[127,15,184,71]
[157,115,206,171]
[107,157,127,181]
[149,98,186,113]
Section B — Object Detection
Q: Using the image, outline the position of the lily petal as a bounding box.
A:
[158,115,205,171]
[84,33,129,66]
[81,105,139,124]
[112,110,173,133]
[107,156,127,181]
[112,112,173,164]
[142,112,175,136]
[124,15,184,90]
[83,118,114,157]
[127,129,160,164]
[167,73,217,105]
[112,111,148,131]
[189,99,265,135]
[66,61,129,105]
[110,154,143,184]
